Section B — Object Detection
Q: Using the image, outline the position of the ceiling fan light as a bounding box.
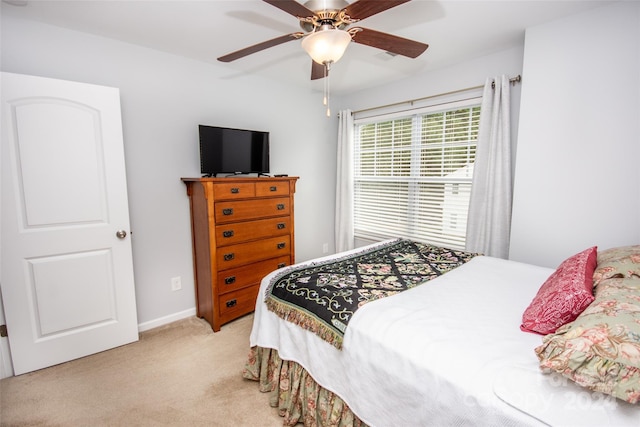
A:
[301,29,351,65]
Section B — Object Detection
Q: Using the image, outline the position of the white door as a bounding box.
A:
[1,72,139,375]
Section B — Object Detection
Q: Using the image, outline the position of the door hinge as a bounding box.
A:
[0,325,6,337]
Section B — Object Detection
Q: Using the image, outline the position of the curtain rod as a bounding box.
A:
[352,74,521,116]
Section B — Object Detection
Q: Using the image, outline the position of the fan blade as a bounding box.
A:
[344,0,411,21]
[351,27,428,58]
[311,60,326,80]
[217,33,303,62]
[263,0,315,19]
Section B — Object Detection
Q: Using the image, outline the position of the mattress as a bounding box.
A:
[249,242,639,426]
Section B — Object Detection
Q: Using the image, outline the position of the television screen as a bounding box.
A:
[199,125,270,176]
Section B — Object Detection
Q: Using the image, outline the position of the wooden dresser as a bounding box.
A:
[182,177,298,331]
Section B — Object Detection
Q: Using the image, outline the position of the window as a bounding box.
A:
[353,100,480,250]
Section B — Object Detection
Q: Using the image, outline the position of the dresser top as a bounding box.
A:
[181,176,298,183]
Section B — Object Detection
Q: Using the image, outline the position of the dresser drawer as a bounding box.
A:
[217,256,290,294]
[216,235,291,270]
[212,182,255,200]
[215,217,291,246]
[218,284,260,321]
[256,180,290,197]
[215,197,290,223]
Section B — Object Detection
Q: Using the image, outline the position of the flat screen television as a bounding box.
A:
[199,125,270,176]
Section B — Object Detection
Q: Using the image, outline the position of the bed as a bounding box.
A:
[243,239,640,426]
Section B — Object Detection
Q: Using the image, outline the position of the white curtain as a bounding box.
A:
[335,109,354,252]
[465,75,513,258]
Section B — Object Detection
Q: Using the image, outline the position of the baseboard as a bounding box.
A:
[137,308,197,333]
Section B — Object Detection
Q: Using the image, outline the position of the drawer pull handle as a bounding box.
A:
[277,223,285,230]
[230,187,240,194]
[224,276,236,285]
[270,186,277,192]
[222,230,234,238]
[223,253,235,261]
[278,263,286,268]
[277,242,286,249]
[277,204,285,210]
[226,299,237,308]
[222,208,234,216]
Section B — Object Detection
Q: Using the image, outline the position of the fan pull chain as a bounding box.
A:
[324,62,331,117]
[323,64,328,106]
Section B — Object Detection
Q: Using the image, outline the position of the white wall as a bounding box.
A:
[509,2,640,268]
[1,15,339,328]
[340,45,524,112]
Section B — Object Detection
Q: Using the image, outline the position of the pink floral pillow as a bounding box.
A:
[521,246,597,335]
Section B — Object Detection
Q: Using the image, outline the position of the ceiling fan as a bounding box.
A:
[217,0,429,80]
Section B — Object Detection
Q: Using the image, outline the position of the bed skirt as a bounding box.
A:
[242,346,367,427]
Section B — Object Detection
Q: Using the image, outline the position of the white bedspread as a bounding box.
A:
[250,244,639,426]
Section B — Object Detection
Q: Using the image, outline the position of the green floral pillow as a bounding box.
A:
[535,276,640,404]
[593,245,640,287]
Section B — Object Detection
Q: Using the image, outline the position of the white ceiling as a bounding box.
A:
[1,0,616,95]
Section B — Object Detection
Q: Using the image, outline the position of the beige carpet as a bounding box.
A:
[0,314,284,426]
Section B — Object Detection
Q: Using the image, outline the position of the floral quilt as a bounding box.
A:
[265,239,479,349]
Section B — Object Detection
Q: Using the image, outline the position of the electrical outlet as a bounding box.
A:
[322,243,329,254]
[171,276,182,291]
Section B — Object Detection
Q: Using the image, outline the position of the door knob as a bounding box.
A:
[116,230,127,239]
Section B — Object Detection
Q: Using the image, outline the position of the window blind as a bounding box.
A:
[354,102,480,250]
